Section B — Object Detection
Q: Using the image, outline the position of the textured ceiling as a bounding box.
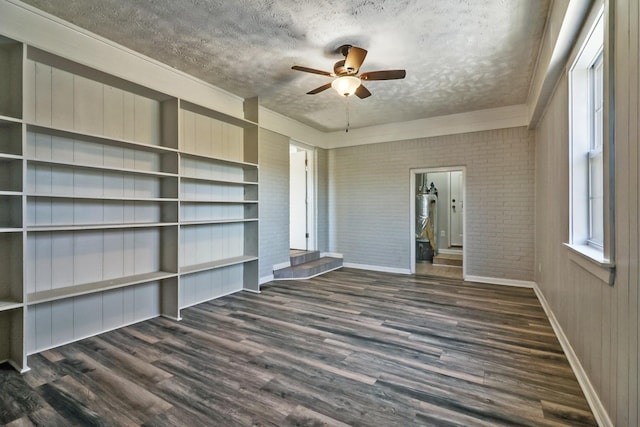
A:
[21,0,550,132]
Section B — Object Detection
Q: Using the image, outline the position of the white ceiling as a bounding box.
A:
[20,0,551,132]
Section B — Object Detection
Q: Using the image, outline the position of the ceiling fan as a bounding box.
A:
[291,45,406,98]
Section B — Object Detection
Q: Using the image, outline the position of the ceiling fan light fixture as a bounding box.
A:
[331,76,361,96]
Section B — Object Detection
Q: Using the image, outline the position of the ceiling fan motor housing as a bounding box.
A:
[333,59,356,76]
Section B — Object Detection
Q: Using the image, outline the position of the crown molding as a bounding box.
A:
[527,0,595,127]
[0,0,246,120]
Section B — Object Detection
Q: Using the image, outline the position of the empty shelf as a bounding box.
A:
[0,300,23,312]
[27,222,178,232]
[180,255,258,275]
[28,271,178,304]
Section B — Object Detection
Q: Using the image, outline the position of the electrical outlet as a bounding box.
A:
[440,230,445,237]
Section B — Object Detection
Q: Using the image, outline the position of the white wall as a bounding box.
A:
[328,127,535,280]
[534,1,639,425]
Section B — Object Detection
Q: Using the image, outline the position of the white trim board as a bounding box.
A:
[321,252,343,258]
[271,265,343,281]
[343,263,411,275]
[259,274,274,285]
[273,261,291,271]
[533,286,613,427]
[464,275,536,288]
[325,105,528,149]
[5,359,30,374]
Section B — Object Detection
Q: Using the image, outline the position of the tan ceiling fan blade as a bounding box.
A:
[344,46,367,73]
[307,83,332,94]
[355,84,371,99]
[360,70,406,80]
[292,65,332,76]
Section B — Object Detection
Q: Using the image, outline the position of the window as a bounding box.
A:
[569,7,607,258]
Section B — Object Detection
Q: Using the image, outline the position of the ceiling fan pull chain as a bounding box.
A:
[346,95,350,133]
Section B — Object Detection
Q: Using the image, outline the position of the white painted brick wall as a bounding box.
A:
[316,147,329,252]
[258,129,290,278]
[328,126,535,281]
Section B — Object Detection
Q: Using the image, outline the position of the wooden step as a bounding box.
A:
[273,256,342,280]
[433,253,463,267]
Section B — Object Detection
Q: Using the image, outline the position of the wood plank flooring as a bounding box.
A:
[0,269,596,426]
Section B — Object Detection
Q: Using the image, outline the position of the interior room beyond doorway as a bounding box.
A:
[412,168,465,279]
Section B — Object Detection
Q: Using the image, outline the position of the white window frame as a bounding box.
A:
[588,50,604,249]
[566,4,615,284]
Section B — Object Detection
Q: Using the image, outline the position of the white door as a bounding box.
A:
[450,171,464,247]
[290,149,307,249]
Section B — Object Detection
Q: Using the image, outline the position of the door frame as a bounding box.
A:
[409,166,467,278]
[289,141,317,251]
[448,170,464,248]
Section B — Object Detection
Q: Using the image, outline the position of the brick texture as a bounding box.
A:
[328,127,535,281]
[258,129,290,278]
[316,147,329,252]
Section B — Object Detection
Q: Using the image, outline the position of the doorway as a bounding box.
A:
[289,143,315,251]
[410,167,465,279]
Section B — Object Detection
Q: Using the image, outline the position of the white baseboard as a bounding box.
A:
[343,262,411,275]
[271,265,343,281]
[321,252,343,258]
[273,261,291,271]
[6,359,30,373]
[464,275,536,288]
[533,286,613,427]
[181,288,244,309]
[259,274,274,285]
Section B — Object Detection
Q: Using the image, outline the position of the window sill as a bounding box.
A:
[563,243,615,285]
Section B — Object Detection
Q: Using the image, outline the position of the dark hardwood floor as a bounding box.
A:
[1,269,596,426]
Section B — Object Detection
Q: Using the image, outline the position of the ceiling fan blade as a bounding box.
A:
[355,84,371,99]
[307,83,332,95]
[360,70,406,81]
[292,65,332,76]
[344,46,367,73]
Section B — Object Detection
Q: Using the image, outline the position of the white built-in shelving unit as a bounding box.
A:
[178,101,259,310]
[0,35,259,372]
